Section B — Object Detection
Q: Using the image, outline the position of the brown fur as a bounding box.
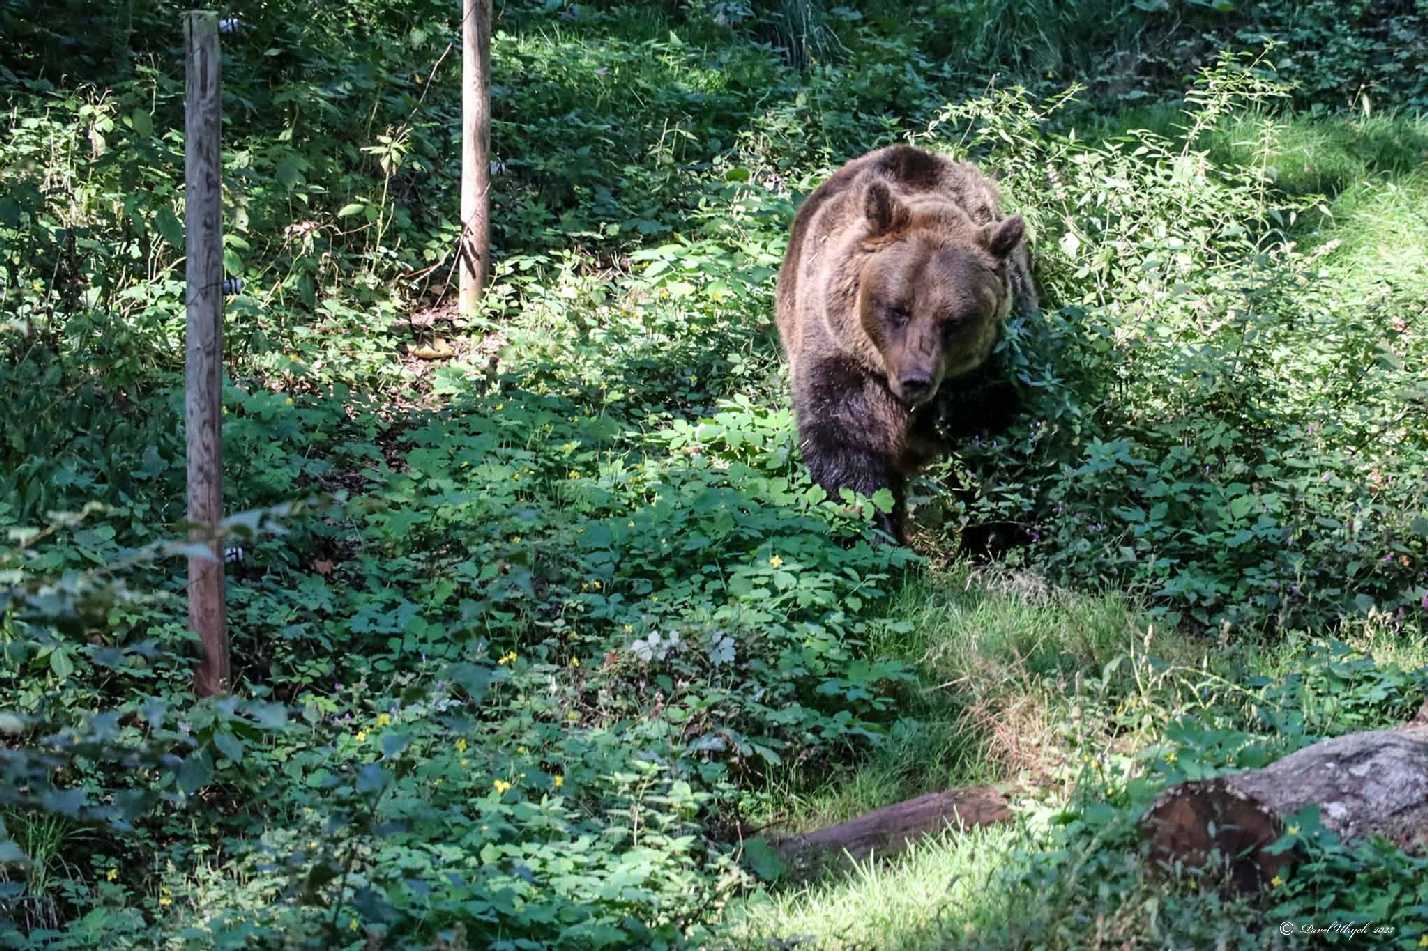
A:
[776,145,1037,540]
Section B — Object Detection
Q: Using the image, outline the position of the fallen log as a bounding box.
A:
[775,785,1012,868]
[1145,720,1428,892]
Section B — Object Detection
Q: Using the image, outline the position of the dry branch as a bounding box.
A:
[775,785,1012,868]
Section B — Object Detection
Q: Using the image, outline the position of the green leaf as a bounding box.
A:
[177,751,214,794]
[212,729,244,763]
[223,247,244,275]
[446,663,492,703]
[380,732,409,758]
[42,788,86,815]
[155,206,182,249]
[741,838,786,882]
[49,648,74,679]
[0,840,28,865]
[275,157,302,190]
[356,763,390,794]
[337,202,366,218]
[247,701,288,729]
[870,488,896,514]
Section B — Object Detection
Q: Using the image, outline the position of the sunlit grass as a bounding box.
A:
[719,825,1022,950]
[1212,113,1428,197]
[744,564,1171,833]
[1317,171,1428,292]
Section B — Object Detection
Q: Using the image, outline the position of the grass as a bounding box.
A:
[743,563,1186,840]
[1079,107,1428,197]
[719,826,1022,950]
[724,561,1428,948]
[1317,170,1428,285]
[0,812,91,933]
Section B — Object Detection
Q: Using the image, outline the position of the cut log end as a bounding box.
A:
[1145,780,1291,892]
[1143,723,1428,892]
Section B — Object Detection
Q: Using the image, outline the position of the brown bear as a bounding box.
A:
[775,144,1037,541]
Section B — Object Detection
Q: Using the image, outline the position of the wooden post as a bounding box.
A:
[459,0,491,316]
[184,10,229,697]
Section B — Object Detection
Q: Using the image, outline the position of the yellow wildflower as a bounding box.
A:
[375,713,392,728]
[1164,751,1177,763]
[571,657,581,668]
[1287,825,1299,836]
[498,651,518,665]
[623,624,635,633]
[349,919,360,932]
[1419,936,1428,948]
[106,868,118,882]
[769,555,783,568]
[1270,875,1284,888]
[355,730,367,743]
[456,738,468,753]
[493,779,512,794]
[159,896,172,907]
[554,774,564,788]
[567,710,580,721]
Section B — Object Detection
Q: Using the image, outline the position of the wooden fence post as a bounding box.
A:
[184,9,229,697]
[459,0,491,316]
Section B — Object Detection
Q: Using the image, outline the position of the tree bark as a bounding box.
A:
[775,785,1012,868]
[184,9,229,698]
[1145,723,1428,892]
[459,0,491,316]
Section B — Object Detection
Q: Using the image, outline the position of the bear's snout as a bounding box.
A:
[892,372,937,407]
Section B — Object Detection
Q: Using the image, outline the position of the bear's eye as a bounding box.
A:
[941,313,971,338]
[887,306,911,328]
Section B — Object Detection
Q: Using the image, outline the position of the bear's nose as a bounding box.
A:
[898,375,933,402]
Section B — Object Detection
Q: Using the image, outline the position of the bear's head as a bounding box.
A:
[856,179,1024,408]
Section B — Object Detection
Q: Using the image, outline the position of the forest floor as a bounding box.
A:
[2,1,1427,948]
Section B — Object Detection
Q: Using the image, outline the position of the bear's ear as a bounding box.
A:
[864,180,908,236]
[979,215,1025,258]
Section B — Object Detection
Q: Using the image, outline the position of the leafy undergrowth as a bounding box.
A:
[3,0,1428,948]
[723,571,1428,948]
